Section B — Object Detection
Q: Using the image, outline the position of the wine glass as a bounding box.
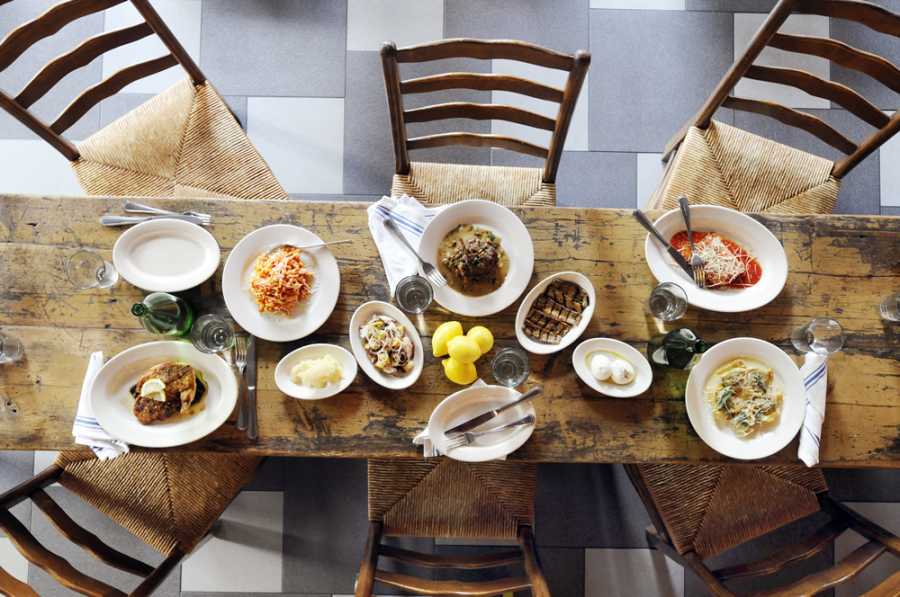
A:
[0,332,23,364]
[879,292,900,322]
[647,282,688,322]
[791,318,845,355]
[65,250,118,289]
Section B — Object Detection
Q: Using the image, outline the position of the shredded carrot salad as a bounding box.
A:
[670,231,762,289]
[250,246,313,315]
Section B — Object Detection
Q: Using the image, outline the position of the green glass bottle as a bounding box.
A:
[647,328,710,370]
[131,293,194,337]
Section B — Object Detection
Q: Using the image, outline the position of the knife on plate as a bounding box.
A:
[445,386,542,436]
[245,335,258,441]
[632,210,694,278]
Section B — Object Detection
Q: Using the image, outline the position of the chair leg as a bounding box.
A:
[518,526,551,597]
[644,527,735,597]
[355,522,381,597]
[130,547,185,597]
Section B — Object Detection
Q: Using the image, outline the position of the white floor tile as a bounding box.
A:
[181,491,284,593]
[585,548,684,597]
[102,0,202,94]
[734,14,830,109]
[834,502,900,597]
[347,0,443,51]
[636,153,665,208]
[0,140,82,195]
[247,97,344,194]
[491,60,589,152]
[0,537,28,583]
[32,451,59,475]
[880,112,899,207]
[591,0,685,8]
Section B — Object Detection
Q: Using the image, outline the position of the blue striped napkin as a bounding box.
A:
[798,352,827,467]
[73,351,129,460]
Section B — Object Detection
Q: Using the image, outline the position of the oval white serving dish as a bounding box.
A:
[515,271,596,355]
[349,301,423,390]
[572,338,653,398]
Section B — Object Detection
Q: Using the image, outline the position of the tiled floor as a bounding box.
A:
[1,1,898,595]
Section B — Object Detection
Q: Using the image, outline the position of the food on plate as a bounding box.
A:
[442,357,478,386]
[290,354,342,388]
[438,225,508,296]
[467,326,494,353]
[523,280,590,344]
[670,231,762,289]
[448,335,482,364]
[432,320,463,357]
[705,358,782,436]
[360,314,414,375]
[588,352,635,385]
[249,245,314,315]
[130,361,206,425]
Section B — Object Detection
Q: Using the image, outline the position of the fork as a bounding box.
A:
[678,196,706,289]
[124,200,213,224]
[232,335,249,431]
[444,414,536,452]
[383,217,447,288]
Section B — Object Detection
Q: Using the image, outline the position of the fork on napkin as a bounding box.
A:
[73,351,129,460]
[798,352,827,467]
[367,195,442,293]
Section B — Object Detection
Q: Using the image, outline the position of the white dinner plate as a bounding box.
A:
[349,301,423,390]
[572,338,653,398]
[418,200,534,317]
[644,205,788,312]
[222,225,340,342]
[685,337,805,460]
[515,271,595,355]
[112,219,220,292]
[426,384,536,462]
[89,341,238,448]
[274,343,357,400]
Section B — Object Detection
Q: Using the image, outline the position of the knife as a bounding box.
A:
[245,335,258,441]
[632,210,695,278]
[99,214,208,227]
[445,386,543,436]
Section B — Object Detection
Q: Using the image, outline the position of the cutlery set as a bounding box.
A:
[442,386,542,453]
[633,196,707,289]
[233,334,258,440]
[100,201,214,227]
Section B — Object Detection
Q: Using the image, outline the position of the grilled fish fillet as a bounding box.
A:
[131,361,197,425]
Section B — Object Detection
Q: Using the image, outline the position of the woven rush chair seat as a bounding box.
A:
[391,161,556,208]
[72,79,287,201]
[651,120,840,215]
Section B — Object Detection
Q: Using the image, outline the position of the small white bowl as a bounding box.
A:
[349,301,424,390]
[515,271,595,355]
[572,338,653,398]
[274,343,357,400]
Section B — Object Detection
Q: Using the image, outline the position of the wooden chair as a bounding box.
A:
[648,0,900,214]
[0,0,287,200]
[0,451,260,596]
[354,459,551,596]
[381,38,590,207]
[625,464,900,596]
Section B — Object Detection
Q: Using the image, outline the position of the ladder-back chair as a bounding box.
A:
[0,0,287,200]
[382,38,590,207]
[649,0,900,214]
[355,459,550,596]
[625,464,900,596]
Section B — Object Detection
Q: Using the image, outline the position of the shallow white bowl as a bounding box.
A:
[89,341,238,448]
[685,337,805,460]
[515,271,595,355]
[113,219,220,292]
[644,205,788,313]
[572,338,653,398]
[349,301,423,390]
[418,199,534,317]
[274,343,357,400]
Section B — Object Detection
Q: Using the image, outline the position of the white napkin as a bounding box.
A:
[72,351,129,460]
[366,195,443,293]
[798,352,828,467]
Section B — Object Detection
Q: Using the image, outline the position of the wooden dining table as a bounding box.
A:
[1,193,898,467]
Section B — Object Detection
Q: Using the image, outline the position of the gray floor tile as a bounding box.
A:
[244,456,287,492]
[444,0,590,55]
[539,546,585,597]
[685,0,777,10]
[343,51,491,196]
[0,0,103,140]
[200,0,347,97]
[589,10,733,152]
[0,451,33,531]
[825,468,900,503]
[733,108,881,214]
[883,206,900,215]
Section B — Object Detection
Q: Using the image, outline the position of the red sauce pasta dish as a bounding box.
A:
[250,245,314,315]
[670,231,762,289]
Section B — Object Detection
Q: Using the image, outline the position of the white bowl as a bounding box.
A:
[274,343,357,400]
[417,199,534,317]
[644,205,788,312]
[685,337,805,460]
[572,338,653,398]
[349,301,423,390]
[515,271,595,355]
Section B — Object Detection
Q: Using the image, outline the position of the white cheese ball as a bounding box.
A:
[589,353,612,381]
[610,359,636,385]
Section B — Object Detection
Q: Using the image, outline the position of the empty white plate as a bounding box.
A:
[112,219,220,292]
[572,338,653,398]
[275,343,357,400]
[516,271,596,355]
[349,301,423,390]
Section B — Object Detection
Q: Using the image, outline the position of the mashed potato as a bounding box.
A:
[290,354,342,388]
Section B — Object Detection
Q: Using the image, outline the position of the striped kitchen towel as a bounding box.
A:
[72,351,129,460]
[798,352,827,467]
[367,195,443,293]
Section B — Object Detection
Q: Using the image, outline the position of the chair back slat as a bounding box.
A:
[795,0,900,36]
[378,544,522,570]
[404,101,556,131]
[400,72,564,102]
[0,566,39,597]
[407,132,548,158]
[395,38,574,70]
[373,570,531,594]
[770,540,886,596]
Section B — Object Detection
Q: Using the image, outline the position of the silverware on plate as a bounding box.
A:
[678,197,706,289]
[444,414,536,452]
[245,335,258,441]
[383,217,447,288]
[445,385,542,436]
[233,335,249,432]
[262,239,352,258]
[632,210,695,279]
[100,214,209,227]
[124,200,212,224]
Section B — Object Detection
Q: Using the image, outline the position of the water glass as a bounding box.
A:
[791,318,845,355]
[190,314,235,354]
[0,332,23,364]
[879,292,900,322]
[394,275,433,314]
[491,347,530,388]
[647,282,688,322]
[65,250,118,289]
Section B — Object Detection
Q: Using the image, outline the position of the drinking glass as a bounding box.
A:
[879,292,900,322]
[647,282,688,322]
[190,314,235,354]
[0,332,23,364]
[791,318,845,355]
[65,250,118,289]
[394,275,433,314]
[491,347,530,387]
